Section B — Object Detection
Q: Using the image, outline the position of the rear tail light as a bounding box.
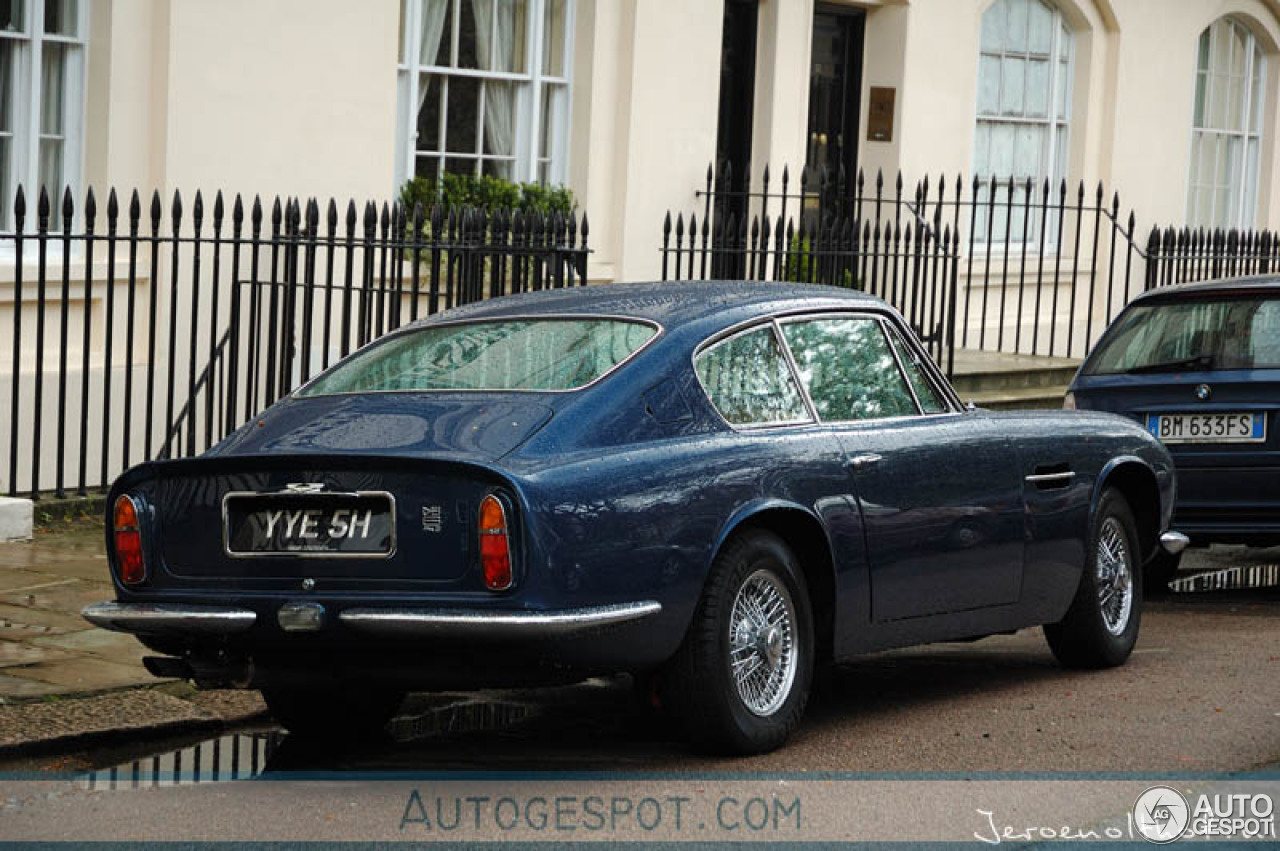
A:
[112,495,147,585]
[478,494,512,591]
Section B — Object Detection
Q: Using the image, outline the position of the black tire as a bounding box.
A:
[1045,488,1143,669]
[663,530,814,755]
[262,686,404,738]
[1144,550,1183,596]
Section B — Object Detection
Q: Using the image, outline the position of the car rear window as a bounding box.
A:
[299,318,658,394]
[1085,295,1280,375]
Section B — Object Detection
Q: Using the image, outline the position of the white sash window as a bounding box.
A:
[396,0,572,188]
[972,0,1072,245]
[0,0,86,231]
[1187,17,1265,230]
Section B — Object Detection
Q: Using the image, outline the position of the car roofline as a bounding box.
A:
[1129,274,1280,304]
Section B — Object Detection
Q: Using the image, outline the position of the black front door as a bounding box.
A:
[715,0,758,223]
[808,7,865,190]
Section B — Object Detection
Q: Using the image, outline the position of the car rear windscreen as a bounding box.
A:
[1085,295,1280,375]
[299,318,658,394]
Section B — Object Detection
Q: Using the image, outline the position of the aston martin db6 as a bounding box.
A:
[85,281,1184,754]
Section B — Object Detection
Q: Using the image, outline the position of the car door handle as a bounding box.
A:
[846,453,883,471]
[1025,471,1076,484]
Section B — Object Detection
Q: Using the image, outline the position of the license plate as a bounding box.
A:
[223,492,396,557]
[1145,412,1267,444]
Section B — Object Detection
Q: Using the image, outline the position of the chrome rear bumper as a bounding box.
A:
[339,601,662,637]
[82,600,662,639]
[83,602,257,635]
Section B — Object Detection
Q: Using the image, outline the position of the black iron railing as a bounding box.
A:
[670,161,1280,376]
[1,186,589,498]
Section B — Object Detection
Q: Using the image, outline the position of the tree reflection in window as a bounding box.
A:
[695,326,809,426]
[300,319,656,394]
[781,318,920,421]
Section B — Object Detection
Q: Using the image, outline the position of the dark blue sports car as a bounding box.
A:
[85,281,1183,754]
[1066,276,1280,585]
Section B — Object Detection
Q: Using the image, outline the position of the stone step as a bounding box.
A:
[949,349,1081,395]
[962,385,1070,411]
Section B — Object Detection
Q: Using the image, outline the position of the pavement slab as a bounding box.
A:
[0,580,111,617]
[0,602,95,639]
[0,642,73,669]
[0,674,65,700]
[30,629,150,666]
[2,657,161,692]
[0,571,67,592]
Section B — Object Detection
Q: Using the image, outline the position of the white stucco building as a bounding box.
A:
[3,0,1280,495]
[26,0,1274,282]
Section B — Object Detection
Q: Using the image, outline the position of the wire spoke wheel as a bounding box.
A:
[1096,516,1133,636]
[728,569,798,717]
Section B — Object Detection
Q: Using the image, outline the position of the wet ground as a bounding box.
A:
[3,548,1275,779]
[0,550,1275,843]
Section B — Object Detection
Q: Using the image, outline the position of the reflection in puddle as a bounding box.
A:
[81,731,285,789]
[1170,564,1280,594]
[80,698,537,786]
[386,698,530,741]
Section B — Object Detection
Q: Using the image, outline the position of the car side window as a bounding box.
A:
[883,323,948,414]
[695,325,810,426]
[780,317,921,422]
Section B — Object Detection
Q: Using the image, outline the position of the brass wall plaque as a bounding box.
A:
[867,87,895,143]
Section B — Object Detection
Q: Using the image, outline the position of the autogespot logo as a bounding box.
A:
[1133,786,1190,844]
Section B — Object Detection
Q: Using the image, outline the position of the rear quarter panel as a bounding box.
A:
[989,409,1174,621]
[504,428,866,665]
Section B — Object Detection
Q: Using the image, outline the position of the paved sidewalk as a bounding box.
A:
[0,522,151,700]
[0,521,266,753]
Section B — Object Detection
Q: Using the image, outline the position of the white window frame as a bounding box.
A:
[0,0,88,233]
[971,0,1073,249]
[395,0,574,190]
[1186,17,1266,231]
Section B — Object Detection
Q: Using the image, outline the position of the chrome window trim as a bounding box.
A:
[879,318,965,412]
[691,320,817,431]
[293,313,664,398]
[773,317,821,423]
[220,490,398,560]
[774,310,958,424]
[875,316,926,415]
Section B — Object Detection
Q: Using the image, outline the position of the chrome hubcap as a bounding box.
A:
[729,569,798,716]
[1097,517,1133,636]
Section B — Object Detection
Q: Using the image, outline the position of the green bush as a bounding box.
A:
[783,235,862,290]
[398,173,576,220]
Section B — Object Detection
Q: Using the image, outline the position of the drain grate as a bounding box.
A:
[1169,564,1280,593]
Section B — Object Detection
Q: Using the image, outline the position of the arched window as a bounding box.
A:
[1187,17,1266,230]
[973,0,1073,243]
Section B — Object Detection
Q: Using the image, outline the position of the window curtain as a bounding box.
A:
[472,0,516,173]
[417,0,450,112]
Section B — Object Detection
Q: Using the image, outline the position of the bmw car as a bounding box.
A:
[1067,277,1280,585]
[85,281,1182,754]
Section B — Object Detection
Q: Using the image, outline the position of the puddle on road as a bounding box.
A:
[78,697,536,788]
[1170,564,1280,594]
[81,730,284,789]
